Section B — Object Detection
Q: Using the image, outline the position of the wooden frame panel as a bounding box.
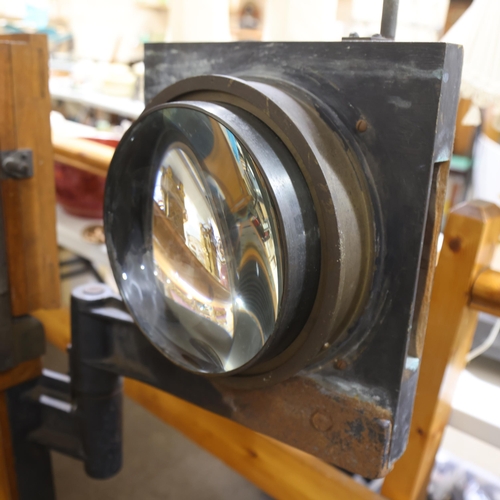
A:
[0,34,59,316]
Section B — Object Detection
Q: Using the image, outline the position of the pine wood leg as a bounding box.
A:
[382,201,500,500]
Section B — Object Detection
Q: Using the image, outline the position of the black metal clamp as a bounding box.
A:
[2,284,124,500]
[24,284,124,480]
[7,280,231,500]
[0,148,34,180]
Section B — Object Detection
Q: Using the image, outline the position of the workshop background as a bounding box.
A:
[1,1,500,499]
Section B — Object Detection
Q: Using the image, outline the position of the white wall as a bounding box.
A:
[350,0,451,40]
[263,0,341,41]
[49,0,168,62]
[166,0,231,42]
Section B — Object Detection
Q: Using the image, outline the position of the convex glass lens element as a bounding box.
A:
[151,108,282,373]
[106,99,320,378]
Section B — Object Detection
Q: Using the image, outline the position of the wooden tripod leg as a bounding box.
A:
[382,200,500,500]
[0,34,60,316]
[0,34,59,499]
[0,359,42,500]
[0,392,17,500]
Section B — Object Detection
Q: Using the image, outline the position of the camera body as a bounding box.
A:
[99,41,463,478]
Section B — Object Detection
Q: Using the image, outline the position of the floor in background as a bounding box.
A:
[43,342,267,500]
[441,426,500,478]
[429,449,500,500]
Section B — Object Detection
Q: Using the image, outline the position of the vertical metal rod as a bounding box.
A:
[380,0,400,40]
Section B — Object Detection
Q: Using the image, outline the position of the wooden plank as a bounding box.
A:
[0,393,17,500]
[413,161,450,357]
[125,379,381,500]
[0,34,60,316]
[0,359,41,393]
[52,135,113,177]
[0,359,41,500]
[470,269,500,316]
[453,99,476,157]
[32,308,69,352]
[382,201,500,500]
[33,307,380,500]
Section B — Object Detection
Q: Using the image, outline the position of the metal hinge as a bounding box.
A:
[0,148,34,179]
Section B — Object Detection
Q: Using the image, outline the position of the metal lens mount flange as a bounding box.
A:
[105,74,375,387]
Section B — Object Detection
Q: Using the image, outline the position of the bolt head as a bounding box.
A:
[311,411,333,432]
[3,156,31,179]
[356,119,368,133]
[334,358,348,370]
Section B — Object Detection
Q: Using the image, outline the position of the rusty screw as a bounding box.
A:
[356,119,368,133]
[333,358,348,370]
[311,411,332,432]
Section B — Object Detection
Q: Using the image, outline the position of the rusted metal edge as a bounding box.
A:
[220,374,393,479]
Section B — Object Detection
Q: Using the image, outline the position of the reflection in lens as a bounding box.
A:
[151,108,282,373]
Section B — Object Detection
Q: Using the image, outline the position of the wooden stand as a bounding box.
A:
[34,199,500,500]
[47,74,500,500]
[0,34,60,315]
[0,34,60,500]
[0,360,42,500]
[2,33,500,500]
[382,201,500,500]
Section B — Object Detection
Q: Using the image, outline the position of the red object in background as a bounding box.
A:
[54,138,118,219]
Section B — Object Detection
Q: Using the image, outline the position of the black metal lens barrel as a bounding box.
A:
[104,99,322,376]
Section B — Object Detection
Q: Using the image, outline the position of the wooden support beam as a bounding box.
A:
[0,358,42,500]
[0,34,58,499]
[0,393,17,500]
[0,359,41,393]
[33,202,500,499]
[470,269,500,316]
[0,34,60,316]
[382,200,500,500]
[126,379,381,500]
[52,136,113,178]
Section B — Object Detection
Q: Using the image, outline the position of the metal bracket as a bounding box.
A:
[0,149,34,179]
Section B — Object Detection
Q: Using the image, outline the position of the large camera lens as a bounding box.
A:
[105,101,320,375]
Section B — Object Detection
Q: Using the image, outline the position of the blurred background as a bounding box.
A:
[0,0,490,223]
[2,1,500,499]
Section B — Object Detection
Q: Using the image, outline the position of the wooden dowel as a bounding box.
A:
[0,392,18,500]
[470,269,500,317]
[52,135,114,177]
